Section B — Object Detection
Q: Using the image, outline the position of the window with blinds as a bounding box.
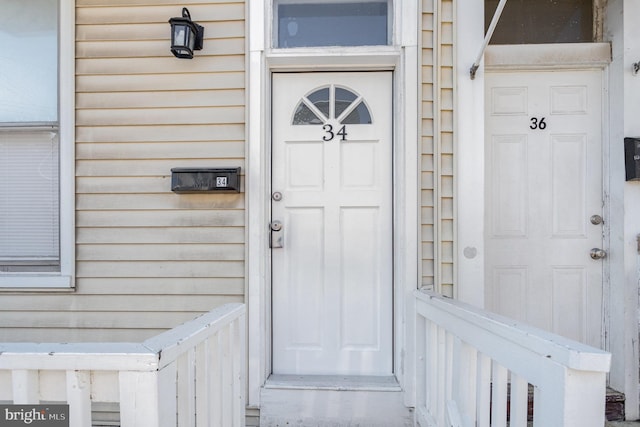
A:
[0,0,60,271]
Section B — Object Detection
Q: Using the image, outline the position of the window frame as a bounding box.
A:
[272,0,393,49]
[0,0,75,290]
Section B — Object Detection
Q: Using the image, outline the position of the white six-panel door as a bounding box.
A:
[485,70,604,348]
[271,72,393,375]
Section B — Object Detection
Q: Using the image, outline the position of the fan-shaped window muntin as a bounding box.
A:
[292,85,373,126]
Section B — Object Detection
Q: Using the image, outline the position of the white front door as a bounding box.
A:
[485,70,604,348]
[271,72,393,375]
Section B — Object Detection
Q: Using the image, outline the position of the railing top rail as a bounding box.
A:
[415,290,611,373]
[0,303,245,372]
[143,303,245,368]
[0,343,157,371]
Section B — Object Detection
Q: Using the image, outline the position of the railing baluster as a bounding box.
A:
[66,370,91,427]
[491,362,508,427]
[221,326,233,427]
[444,331,453,405]
[11,369,39,403]
[176,348,196,427]
[476,353,491,427]
[210,331,223,427]
[510,372,529,427]
[119,371,160,427]
[415,315,427,415]
[195,340,210,426]
[436,326,446,425]
[427,321,438,420]
[454,340,477,426]
[231,317,245,427]
[157,362,178,427]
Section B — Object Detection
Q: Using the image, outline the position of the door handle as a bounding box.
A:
[590,248,607,260]
[270,221,284,249]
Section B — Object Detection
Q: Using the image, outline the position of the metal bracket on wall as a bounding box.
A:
[633,62,640,76]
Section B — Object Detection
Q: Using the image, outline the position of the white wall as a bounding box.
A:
[455,0,485,307]
[605,0,640,419]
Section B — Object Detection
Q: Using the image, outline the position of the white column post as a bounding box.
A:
[455,0,487,307]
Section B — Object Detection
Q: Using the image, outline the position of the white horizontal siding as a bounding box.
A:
[77,278,245,295]
[77,72,245,92]
[78,244,244,261]
[77,20,243,41]
[76,89,244,108]
[77,227,244,244]
[76,158,246,176]
[0,1,246,343]
[76,124,244,143]
[76,210,244,226]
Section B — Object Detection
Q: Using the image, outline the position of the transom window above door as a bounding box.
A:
[485,0,594,44]
[292,85,372,125]
[274,0,391,48]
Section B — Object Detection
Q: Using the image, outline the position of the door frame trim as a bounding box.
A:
[246,0,420,409]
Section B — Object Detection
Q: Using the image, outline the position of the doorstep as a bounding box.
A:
[260,375,412,427]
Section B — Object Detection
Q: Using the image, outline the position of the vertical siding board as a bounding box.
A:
[422,0,456,294]
[440,0,455,294]
[421,2,436,288]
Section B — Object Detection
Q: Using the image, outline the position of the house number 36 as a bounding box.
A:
[530,117,547,130]
[323,124,348,141]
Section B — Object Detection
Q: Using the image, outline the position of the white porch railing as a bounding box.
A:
[0,303,245,427]
[415,290,611,427]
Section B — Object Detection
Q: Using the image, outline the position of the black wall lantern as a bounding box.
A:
[169,8,204,59]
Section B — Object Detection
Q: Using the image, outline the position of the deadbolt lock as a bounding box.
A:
[270,221,283,231]
[270,221,284,248]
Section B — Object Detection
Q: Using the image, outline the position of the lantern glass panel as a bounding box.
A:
[174,24,187,46]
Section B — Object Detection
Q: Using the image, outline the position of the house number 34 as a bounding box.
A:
[530,117,547,130]
[323,124,348,141]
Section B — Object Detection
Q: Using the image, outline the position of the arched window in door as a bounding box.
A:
[292,85,372,125]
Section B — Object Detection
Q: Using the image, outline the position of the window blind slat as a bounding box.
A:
[0,132,59,261]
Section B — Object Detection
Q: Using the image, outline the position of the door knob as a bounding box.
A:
[590,248,607,260]
[590,215,603,225]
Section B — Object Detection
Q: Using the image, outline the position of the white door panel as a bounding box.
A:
[485,70,604,348]
[272,72,393,375]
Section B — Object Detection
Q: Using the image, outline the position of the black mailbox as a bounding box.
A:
[171,167,241,193]
[625,138,640,182]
